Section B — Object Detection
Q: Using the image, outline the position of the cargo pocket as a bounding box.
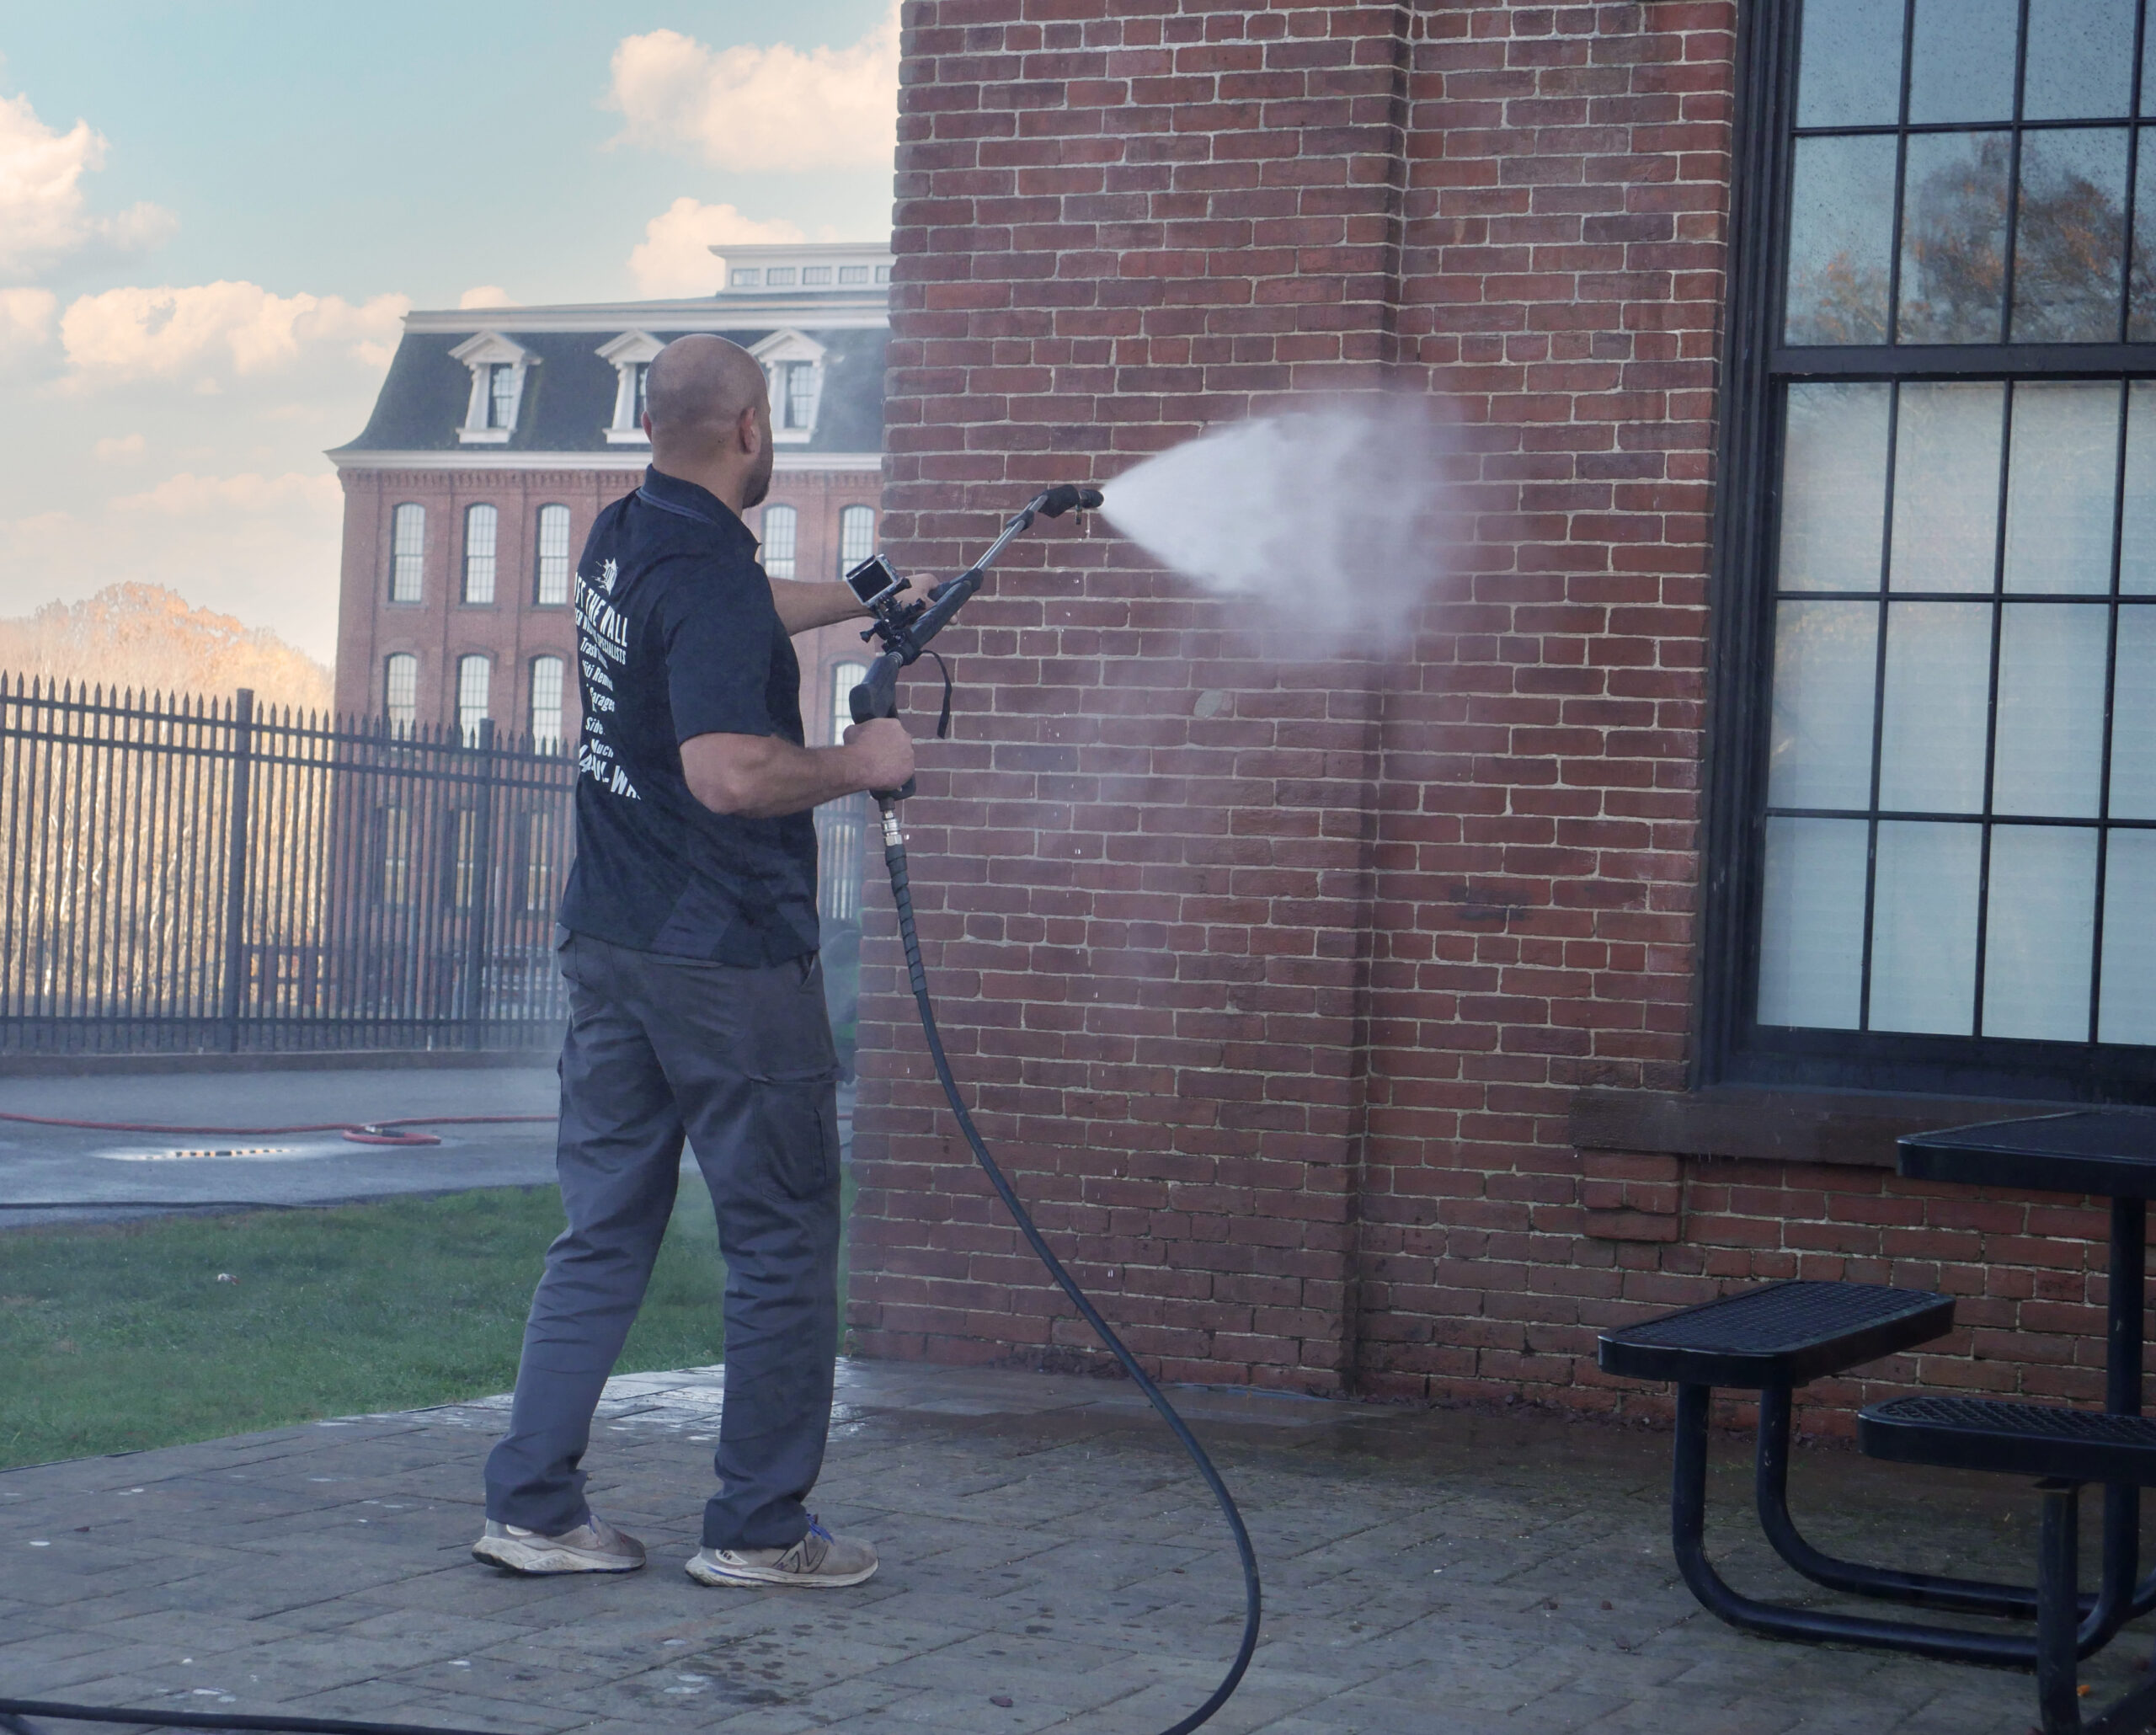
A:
[750,1066,841,1202]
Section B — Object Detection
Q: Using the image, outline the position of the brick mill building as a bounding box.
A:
[845,0,2156,1430]
[328,243,893,776]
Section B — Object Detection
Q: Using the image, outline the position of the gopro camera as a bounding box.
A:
[845,553,907,611]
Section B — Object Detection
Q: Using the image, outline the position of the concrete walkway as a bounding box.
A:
[0,1069,858,1226]
[3,1359,2149,1734]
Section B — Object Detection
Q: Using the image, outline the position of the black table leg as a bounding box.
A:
[1672,1382,2045,1665]
[1754,1380,2084,1619]
[2036,1481,2156,1735]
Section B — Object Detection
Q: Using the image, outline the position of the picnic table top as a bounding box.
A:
[1899,1108,2156,1198]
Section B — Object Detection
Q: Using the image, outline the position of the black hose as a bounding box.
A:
[0,1702,502,1735]
[877,800,1262,1735]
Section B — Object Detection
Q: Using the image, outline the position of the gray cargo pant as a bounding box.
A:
[483,929,842,1551]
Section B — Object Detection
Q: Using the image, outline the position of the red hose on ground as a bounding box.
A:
[0,1112,554,1148]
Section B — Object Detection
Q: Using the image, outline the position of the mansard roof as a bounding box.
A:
[329,304,886,462]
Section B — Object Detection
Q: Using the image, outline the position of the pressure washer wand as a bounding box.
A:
[846,485,1263,1735]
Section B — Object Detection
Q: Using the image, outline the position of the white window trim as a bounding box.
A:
[746,328,828,445]
[595,329,665,445]
[449,331,535,445]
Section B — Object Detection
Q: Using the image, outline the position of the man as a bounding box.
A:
[472,334,913,1588]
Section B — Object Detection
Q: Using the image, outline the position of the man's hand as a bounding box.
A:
[842,718,914,793]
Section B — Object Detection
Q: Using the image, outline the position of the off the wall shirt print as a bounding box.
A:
[575,558,639,800]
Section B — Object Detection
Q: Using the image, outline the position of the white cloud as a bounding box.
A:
[458,285,519,309]
[0,91,175,275]
[56,281,409,388]
[627,199,805,297]
[607,7,899,174]
[92,432,143,461]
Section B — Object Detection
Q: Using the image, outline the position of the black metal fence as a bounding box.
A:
[0,676,873,1057]
[1,677,575,1054]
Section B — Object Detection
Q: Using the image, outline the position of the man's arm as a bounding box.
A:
[680,718,915,819]
[768,579,870,638]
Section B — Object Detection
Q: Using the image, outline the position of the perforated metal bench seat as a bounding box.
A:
[1597,1281,1956,1388]
[1860,1395,2156,1487]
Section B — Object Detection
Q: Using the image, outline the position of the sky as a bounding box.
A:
[0,0,897,660]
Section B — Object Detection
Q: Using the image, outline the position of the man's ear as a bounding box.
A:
[641,410,654,441]
[738,402,765,457]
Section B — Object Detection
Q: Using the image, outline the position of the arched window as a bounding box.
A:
[837,504,874,577]
[830,660,867,747]
[388,504,424,602]
[529,655,565,750]
[762,504,798,579]
[382,654,418,735]
[456,654,491,747]
[462,504,497,605]
[535,504,572,605]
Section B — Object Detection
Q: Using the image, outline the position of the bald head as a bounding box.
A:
[643,334,774,508]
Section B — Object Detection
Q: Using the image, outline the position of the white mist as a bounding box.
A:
[1096,400,1458,652]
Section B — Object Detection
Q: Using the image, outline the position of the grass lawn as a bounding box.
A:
[0,1177,841,1471]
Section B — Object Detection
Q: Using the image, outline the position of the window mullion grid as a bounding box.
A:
[2000,0,2034,347]
[1969,382,2017,1038]
[2127,0,2151,347]
[1858,380,1903,1032]
[2093,376,2135,1043]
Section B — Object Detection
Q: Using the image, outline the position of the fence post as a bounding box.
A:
[219,687,255,1054]
[465,717,497,1050]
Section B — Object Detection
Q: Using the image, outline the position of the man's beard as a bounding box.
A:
[742,443,776,510]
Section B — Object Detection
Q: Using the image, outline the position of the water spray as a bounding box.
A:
[845,483,1264,1735]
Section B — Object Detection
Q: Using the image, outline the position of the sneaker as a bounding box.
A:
[471,1516,646,1575]
[686,1514,878,1588]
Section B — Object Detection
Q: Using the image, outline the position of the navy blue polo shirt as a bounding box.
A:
[557,467,819,965]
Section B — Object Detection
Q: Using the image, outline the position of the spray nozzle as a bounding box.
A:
[1033,484,1104,519]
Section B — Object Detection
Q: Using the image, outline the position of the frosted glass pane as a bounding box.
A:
[1909,0,2019,124]
[1992,604,2109,817]
[1780,384,1890,591]
[1785,135,1898,345]
[2013,128,2131,343]
[1890,384,2004,592]
[2003,385,2121,594]
[2110,607,2156,817]
[1757,818,1868,1029]
[1870,820,1981,1033]
[1983,825,2097,1040]
[2024,0,2137,120]
[1878,602,1993,812]
[2100,830,2156,1042]
[1769,601,1880,809]
[1898,131,2013,344]
[1798,0,1908,127]
[2121,385,2156,591]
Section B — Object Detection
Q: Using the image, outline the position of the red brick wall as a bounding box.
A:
[852,0,2139,1431]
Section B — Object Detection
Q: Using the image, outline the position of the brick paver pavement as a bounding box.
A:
[1,1362,2148,1735]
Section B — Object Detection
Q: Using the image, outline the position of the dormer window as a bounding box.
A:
[747,328,826,444]
[596,330,664,445]
[449,331,533,445]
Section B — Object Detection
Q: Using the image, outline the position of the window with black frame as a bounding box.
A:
[1730,0,2156,1093]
